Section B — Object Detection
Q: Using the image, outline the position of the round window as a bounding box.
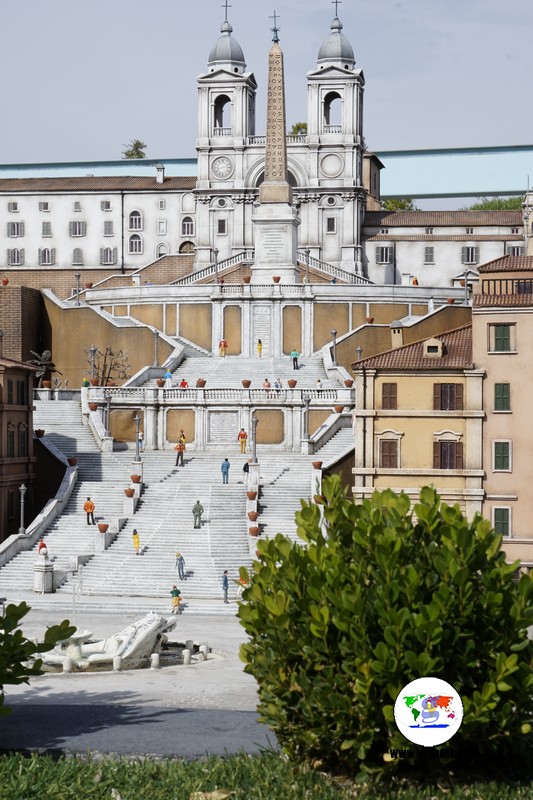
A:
[218,198,226,208]
[327,196,336,206]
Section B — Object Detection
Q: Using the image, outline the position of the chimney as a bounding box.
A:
[390,321,404,349]
[155,164,165,184]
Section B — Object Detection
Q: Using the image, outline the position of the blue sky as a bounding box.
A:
[2,0,532,164]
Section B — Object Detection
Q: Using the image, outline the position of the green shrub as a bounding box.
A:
[238,479,533,777]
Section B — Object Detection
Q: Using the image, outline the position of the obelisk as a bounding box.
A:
[251,13,300,283]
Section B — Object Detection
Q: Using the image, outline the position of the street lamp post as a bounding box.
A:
[152,328,159,368]
[331,329,337,366]
[213,247,219,286]
[18,483,27,535]
[89,344,98,380]
[251,415,259,464]
[303,393,311,440]
[75,272,81,306]
[104,392,112,437]
[356,345,363,362]
[305,248,310,285]
[133,413,141,463]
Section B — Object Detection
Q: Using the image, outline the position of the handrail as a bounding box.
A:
[169,250,255,286]
[297,250,373,285]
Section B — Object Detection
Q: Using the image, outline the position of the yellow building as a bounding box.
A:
[352,324,484,518]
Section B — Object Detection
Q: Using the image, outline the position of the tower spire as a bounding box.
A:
[269,10,280,43]
[222,0,231,22]
[332,0,341,17]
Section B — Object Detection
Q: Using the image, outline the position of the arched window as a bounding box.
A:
[323,91,342,132]
[72,248,83,265]
[156,243,169,259]
[39,248,55,266]
[129,210,143,231]
[213,94,232,134]
[7,248,24,266]
[181,216,194,236]
[129,234,143,254]
[101,247,117,265]
[179,241,195,254]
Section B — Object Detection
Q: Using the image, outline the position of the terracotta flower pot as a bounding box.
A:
[242,379,251,388]
[85,282,93,289]
[88,402,98,411]
[334,405,344,414]
[366,316,374,324]
[42,381,51,388]
[1,278,9,286]
[447,298,455,304]
[89,378,99,386]
[312,461,323,470]
[196,379,206,388]
[131,474,142,484]
[98,523,109,534]
[249,526,260,537]
[35,429,45,438]
[344,379,354,388]
[287,379,297,388]
[243,275,251,284]
[124,488,135,498]
[273,276,281,284]
[67,457,77,466]
[246,490,257,501]
[156,379,165,388]
[248,511,258,522]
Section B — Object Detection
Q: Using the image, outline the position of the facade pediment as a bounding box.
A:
[198,69,257,88]
[307,65,364,82]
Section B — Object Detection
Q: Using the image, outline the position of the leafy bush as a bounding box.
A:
[238,478,533,776]
[0,601,74,715]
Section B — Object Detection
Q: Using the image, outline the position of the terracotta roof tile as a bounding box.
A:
[473,293,533,307]
[353,324,473,371]
[478,255,533,273]
[364,210,522,227]
[0,176,196,193]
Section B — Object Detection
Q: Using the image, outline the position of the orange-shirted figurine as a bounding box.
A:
[219,338,228,357]
[237,428,248,454]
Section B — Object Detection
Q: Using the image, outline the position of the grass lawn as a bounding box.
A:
[0,752,531,800]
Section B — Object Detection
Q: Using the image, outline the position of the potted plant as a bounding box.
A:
[196,378,206,388]
[312,460,323,470]
[242,379,251,388]
[334,405,344,414]
[85,282,93,289]
[131,474,142,484]
[89,378,99,386]
[273,276,281,284]
[98,523,109,534]
[366,316,375,324]
[249,526,260,537]
[156,378,165,388]
[246,490,257,501]
[42,380,52,389]
[287,379,297,388]
[243,275,251,284]
[124,488,135,498]
[1,277,9,286]
[88,402,98,411]
[248,511,259,522]
[67,457,78,466]
[344,379,354,388]
[35,429,45,438]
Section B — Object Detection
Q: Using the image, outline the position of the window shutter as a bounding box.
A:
[51,248,55,264]
[69,221,74,236]
[81,222,87,236]
[38,248,43,263]
[455,441,464,470]
[433,441,441,469]
[7,249,11,266]
[433,384,440,410]
[390,383,397,409]
[461,246,466,264]
[474,247,479,264]
[376,246,381,262]
[7,223,11,236]
[113,247,117,264]
[100,248,104,264]
[455,384,464,410]
[20,222,24,236]
[20,248,24,265]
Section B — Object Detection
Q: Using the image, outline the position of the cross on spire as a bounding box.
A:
[332,0,341,17]
[269,10,280,43]
[221,0,231,22]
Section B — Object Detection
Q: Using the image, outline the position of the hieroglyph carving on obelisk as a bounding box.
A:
[259,42,292,205]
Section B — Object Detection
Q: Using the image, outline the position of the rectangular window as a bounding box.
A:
[490,324,513,352]
[16,380,27,406]
[380,228,389,234]
[18,427,27,457]
[424,246,435,264]
[7,380,14,404]
[466,227,474,235]
[101,200,112,211]
[42,221,52,237]
[506,245,524,256]
[104,221,114,236]
[8,202,18,212]
[7,429,15,458]
[159,199,166,210]
[157,220,167,235]
[217,219,227,235]
[494,383,510,411]
[382,383,397,410]
[462,246,479,265]
[433,441,463,470]
[493,441,511,471]
[433,383,463,411]
[69,221,87,237]
[425,227,433,235]
[39,201,50,212]
[73,201,81,212]
[511,227,519,234]
[326,217,336,233]
[379,439,398,469]
[7,221,24,237]
[376,245,394,264]
[493,507,510,536]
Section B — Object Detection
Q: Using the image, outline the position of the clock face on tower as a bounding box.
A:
[211,156,234,179]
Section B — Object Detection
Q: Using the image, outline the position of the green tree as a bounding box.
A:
[1,602,74,714]
[122,139,147,159]
[289,122,307,135]
[238,478,533,777]
[381,197,418,211]
[461,196,523,211]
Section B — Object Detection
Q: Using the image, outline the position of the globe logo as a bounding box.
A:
[394,677,463,747]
